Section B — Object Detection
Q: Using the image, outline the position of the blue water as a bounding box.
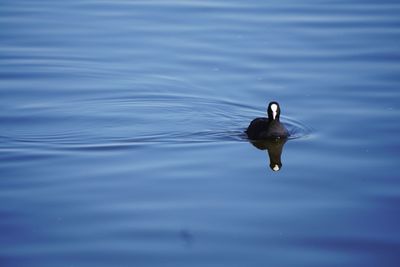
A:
[1,1,400,266]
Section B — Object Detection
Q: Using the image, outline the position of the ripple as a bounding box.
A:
[0,76,311,152]
[284,116,313,140]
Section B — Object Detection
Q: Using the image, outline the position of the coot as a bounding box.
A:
[246,101,289,140]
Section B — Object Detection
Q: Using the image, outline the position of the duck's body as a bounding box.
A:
[247,118,288,140]
[246,101,289,140]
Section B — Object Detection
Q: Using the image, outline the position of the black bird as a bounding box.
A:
[246,101,289,140]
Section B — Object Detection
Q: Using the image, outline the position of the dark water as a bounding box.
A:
[1,1,400,266]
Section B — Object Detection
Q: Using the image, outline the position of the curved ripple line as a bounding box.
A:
[283,116,313,140]
[0,75,311,151]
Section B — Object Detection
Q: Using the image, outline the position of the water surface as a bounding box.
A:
[1,1,400,266]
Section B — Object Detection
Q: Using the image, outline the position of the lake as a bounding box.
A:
[1,0,400,266]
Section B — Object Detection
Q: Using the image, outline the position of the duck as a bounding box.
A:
[246,101,289,140]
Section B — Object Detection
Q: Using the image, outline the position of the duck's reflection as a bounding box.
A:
[249,138,287,172]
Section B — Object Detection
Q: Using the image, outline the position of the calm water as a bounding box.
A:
[1,1,400,266]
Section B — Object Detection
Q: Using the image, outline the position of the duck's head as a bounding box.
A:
[267,101,281,121]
